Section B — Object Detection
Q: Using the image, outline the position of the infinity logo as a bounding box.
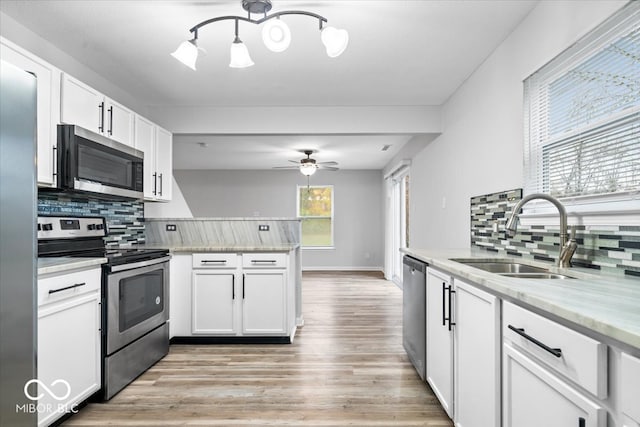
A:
[24,379,71,401]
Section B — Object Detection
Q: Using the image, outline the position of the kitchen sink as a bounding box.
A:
[500,273,574,280]
[450,259,575,279]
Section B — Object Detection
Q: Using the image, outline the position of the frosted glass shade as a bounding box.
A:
[171,40,198,70]
[321,26,349,58]
[262,19,291,52]
[300,164,317,176]
[229,40,254,68]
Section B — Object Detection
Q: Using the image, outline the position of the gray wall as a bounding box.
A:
[174,169,383,270]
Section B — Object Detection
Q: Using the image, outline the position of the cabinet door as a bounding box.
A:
[60,74,102,133]
[169,254,192,338]
[134,115,157,200]
[38,292,101,427]
[192,271,238,335]
[426,269,454,418]
[455,280,500,427]
[0,39,59,186]
[242,271,286,335]
[620,352,640,426]
[155,126,173,201]
[503,342,605,427]
[105,98,134,146]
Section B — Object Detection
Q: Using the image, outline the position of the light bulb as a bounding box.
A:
[262,19,291,53]
[300,164,317,176]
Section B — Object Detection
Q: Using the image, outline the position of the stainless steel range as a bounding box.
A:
[38,215,170,400]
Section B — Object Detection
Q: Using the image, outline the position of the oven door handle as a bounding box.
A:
[109,255,171,272]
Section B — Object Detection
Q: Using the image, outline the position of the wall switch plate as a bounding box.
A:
[166,224,177,231]
[258,225,270,231]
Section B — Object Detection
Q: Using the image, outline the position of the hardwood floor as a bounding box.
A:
[65,271,452,426]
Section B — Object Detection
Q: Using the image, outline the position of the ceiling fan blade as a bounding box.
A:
[318,166,339,171]
[317,161,338,166]
[272,166,300,169]
[288,160,301,164]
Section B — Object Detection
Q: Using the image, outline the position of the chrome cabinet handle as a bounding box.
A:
[152,172,157,195]
[251,260,277,264]
[49,282,86,294]
[508,324,562,358]
[447,287,456,331]
[158,173,163,196]
[201,260,227,264]
[441,282,446,326]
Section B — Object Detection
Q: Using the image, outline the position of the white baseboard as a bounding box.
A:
[302,266,384,272]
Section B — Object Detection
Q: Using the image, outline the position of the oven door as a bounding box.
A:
[58,125,144,199]
[106,258,169,355]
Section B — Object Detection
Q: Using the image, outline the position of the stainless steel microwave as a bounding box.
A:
[57,124,144,199]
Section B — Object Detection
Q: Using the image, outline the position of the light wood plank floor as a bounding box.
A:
[65,271,452,426]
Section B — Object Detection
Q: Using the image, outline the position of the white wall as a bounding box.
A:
[144,177,194,218]
[408,0,627,250]
[174,169,384,270]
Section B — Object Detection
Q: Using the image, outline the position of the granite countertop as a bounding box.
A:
[38,257,107,276]
[402,248,640,351]
[140,244,300,253]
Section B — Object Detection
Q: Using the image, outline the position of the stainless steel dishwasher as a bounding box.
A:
[402,255,427,380]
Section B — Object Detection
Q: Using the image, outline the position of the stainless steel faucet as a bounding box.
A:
[505,193,577,268]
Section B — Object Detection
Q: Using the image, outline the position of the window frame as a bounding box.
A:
[521,3,640,225]
[296,184,335,249]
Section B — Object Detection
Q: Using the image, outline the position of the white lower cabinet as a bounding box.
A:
[426,268,454,418]
[37,267,101,427]
[242,270,287,335]
[192,270,238,335]
[502,301,606,427]
[426,269,500,425]
[620,352,640,427]
[503,342,605,427]
[171,252,294,339]
[454,279,500,427]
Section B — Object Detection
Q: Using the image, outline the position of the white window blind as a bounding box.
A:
[524,3,639,204]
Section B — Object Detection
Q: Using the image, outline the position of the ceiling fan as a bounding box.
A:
[273,150,339,176]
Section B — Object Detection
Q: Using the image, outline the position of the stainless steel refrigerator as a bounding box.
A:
[0,59,38,426]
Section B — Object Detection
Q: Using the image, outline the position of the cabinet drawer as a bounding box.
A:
[242,253,287,269]
[38,268,101,306]
[503,302,607,398]
[192,253,238,269]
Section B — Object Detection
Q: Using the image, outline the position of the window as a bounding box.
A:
[523,4,639,215]
[297,185,334,248]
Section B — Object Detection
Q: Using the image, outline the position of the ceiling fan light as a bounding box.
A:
[321,26,349,58]
[229,38,254,68]
[262,18,291,53]
[300,163,317,176]
[171,39,199,70]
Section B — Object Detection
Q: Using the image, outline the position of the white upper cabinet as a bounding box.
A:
[61,74,134,147]
[1,37,61,187]
[135,115,172,201]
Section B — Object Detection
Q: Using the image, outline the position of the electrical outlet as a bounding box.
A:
[166,224,177,231]
[258,225,270,231]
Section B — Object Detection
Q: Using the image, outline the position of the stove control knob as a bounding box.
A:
[42,223,53,231]
[96,224,104,230]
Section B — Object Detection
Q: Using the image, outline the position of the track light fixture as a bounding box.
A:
[171,0,349,70]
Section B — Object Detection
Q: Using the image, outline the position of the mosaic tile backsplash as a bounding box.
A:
[470,189,640,278]
[38,191,145,248]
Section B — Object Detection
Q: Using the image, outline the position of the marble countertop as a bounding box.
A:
[38,257,107,276]
[402,248,640,351]
[140,244,300,253]
[144,217,301,221]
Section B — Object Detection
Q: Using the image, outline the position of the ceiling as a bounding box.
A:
[0,0,538,170]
